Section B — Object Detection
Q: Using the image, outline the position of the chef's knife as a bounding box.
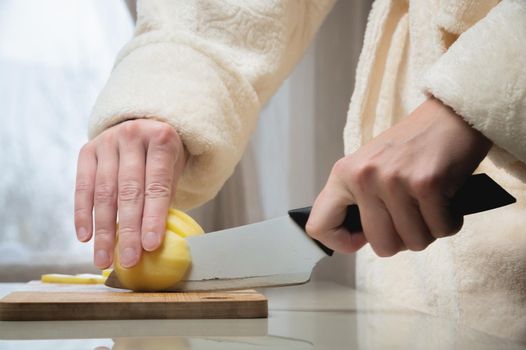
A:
[105,173,515,291]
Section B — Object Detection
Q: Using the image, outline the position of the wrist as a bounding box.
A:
[431,96,493,153]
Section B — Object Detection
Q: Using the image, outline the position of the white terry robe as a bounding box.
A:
[89,0,526,341]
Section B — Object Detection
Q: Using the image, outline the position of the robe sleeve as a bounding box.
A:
[89,0,335,209]
[422,0,526,177]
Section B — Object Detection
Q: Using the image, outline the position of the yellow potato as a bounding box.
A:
[114,209,204,291]
[166,208,204,238]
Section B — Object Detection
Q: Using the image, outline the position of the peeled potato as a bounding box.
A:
[166,208,204,238]
[114,209,204,291]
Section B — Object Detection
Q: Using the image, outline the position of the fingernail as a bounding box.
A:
[77,227,88,241]
[143,232,160,251]
[120,247,138,268]
[94,250,109,268]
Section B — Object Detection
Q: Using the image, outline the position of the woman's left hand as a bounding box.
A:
[306,97,492,256]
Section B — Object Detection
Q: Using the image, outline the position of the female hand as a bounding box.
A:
[74,119,186,269]
[306,98,492,256]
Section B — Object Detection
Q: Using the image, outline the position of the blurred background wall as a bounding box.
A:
[0,0,372,283]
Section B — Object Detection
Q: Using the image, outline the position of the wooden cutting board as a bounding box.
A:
[0,283,267,321]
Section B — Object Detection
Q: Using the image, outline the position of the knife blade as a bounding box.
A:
[105,173,515,291]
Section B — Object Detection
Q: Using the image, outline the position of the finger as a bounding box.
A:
[307,176,367,254]
[418,191,463,239]
[141,125,179,251]
[382,181,435,251]
[93,144,119,269]
[357,193,404,257]
[74,144,96,242]
[117,132,146,268]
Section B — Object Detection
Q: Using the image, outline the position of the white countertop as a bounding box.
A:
[0,281,524,349]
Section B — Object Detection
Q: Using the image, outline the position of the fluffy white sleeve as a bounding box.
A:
[423,0,526,177]
[89,0,335,209]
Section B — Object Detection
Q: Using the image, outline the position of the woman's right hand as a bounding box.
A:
[306,98,492,256]
[74,119,186,269]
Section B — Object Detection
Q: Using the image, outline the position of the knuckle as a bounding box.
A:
[153,123,177,145]
[74,207,90,219]
[75,181,92,195]
[145,181,171,200]
[350,162,376,189]
[79,143,94,157]
[411,174,441,199]
[401,227,434,251]
[371,239,400,257]
[331,158,349,178]
[94,228,114,244]
[305,220,322,239]
[141,214,163,229]
[382,169,401,190]
[98,131,116,149]
[406,240,429,252]
[374,246,398,258]
[431,230,449,239]
[117,225,139,239]
[118,181,143,203]
[94,184,117,204]
[331,156,377,191]
[119,120,141,139]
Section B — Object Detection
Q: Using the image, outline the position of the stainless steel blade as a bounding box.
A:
[172,215,328,291]
[106,216,327,291]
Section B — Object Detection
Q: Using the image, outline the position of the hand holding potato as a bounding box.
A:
[74,119,186,269]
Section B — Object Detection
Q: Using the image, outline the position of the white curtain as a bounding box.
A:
[0,0,371,284]
[0,0,133,279]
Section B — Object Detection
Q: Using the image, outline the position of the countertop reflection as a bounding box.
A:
[0,282,524,349]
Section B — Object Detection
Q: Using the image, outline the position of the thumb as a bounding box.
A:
[306,174,367,254]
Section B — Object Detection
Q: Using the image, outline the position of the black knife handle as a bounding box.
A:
[288,173,516,256]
